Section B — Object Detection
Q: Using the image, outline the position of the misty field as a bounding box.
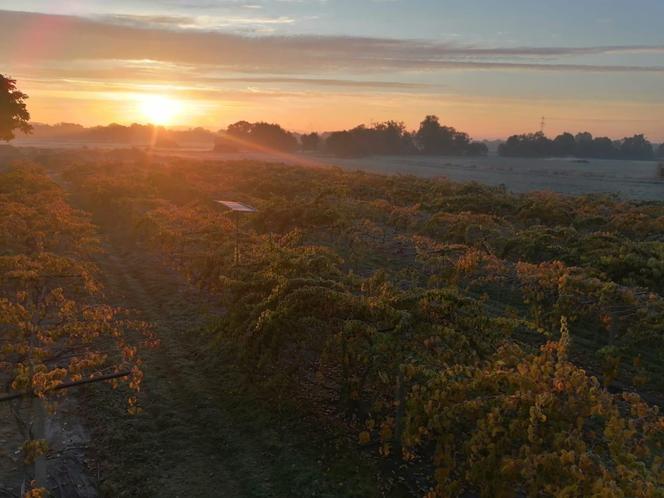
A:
[151,149,664,201]
[9,137,664,201]
[239,153,663,201]
[327,154,664,201]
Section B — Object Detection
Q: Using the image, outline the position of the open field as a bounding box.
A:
[10,141,664,200]
[326,154,664,201]
[192,151,664,201]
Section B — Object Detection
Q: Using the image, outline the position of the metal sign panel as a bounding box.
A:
[215,200,257,212]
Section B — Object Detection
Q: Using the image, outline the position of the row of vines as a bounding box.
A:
[0,163,154,497]
[52,149,664,497]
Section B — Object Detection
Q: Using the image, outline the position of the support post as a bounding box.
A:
[235,211,240,265]
[33,397,47,488]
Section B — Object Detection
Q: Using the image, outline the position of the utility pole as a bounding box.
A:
[540,116,546,134]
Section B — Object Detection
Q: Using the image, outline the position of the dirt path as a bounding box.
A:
[81,235,383,498]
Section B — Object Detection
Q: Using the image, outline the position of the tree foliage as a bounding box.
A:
[500,130,655,160]
[226,120,298,152]
[0,75,32,142]
[300,132,320,151]
[324,116,486,158]
[415,115,480,155]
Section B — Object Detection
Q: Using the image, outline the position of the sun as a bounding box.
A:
[139,95,182,125]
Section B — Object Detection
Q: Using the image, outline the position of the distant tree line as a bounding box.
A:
[499,131,659,161]
[217,115,488,158]
[15,115,664,162]
[324,115,487,157]
[19,122,216,145]
[221,120,298,152]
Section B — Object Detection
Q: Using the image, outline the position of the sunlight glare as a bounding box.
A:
[139,95,182,125]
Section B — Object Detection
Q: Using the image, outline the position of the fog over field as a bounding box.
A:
[172,150,664,201]
[14,139,663,200]
[326,154,664,201]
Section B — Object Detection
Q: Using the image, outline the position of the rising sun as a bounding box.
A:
[139,95,182,125]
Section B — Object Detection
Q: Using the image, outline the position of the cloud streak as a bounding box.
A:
[98,12,297,31]
[2,10,664,75]
[8,61,442,93]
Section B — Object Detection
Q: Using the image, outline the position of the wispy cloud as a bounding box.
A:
[98,12,296,31]
[7,59,441,94]
[202,76,437,88]
[2,10,663,75]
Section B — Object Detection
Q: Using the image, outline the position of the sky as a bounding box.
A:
[1,0,663,139]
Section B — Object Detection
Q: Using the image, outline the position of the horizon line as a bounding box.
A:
[16,120,664,144]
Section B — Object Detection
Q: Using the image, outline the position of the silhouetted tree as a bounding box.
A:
[323,116,481,157]
[370,121,411,154]
[657,143,664,158]
[300,132,320,151]
[499,132,552,157]
[619,134,654,160]
[400,131,418,154]
[416,115,442,154]
[28,122,215,144]
[226,120,253,138]
[253,123,298,151]
[466,141,489,156]
[226,121,297,152]
[450,129,471,154]
[552,132,576,156]
[325,130,368,157]
[499,129,653,161]
[1,74,32,141]
[589,137,617,159]
[324,121,417,157]
[575,132,594,157]
[415,115,473,155]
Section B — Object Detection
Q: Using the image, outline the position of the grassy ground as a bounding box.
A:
[77,234,399,498]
